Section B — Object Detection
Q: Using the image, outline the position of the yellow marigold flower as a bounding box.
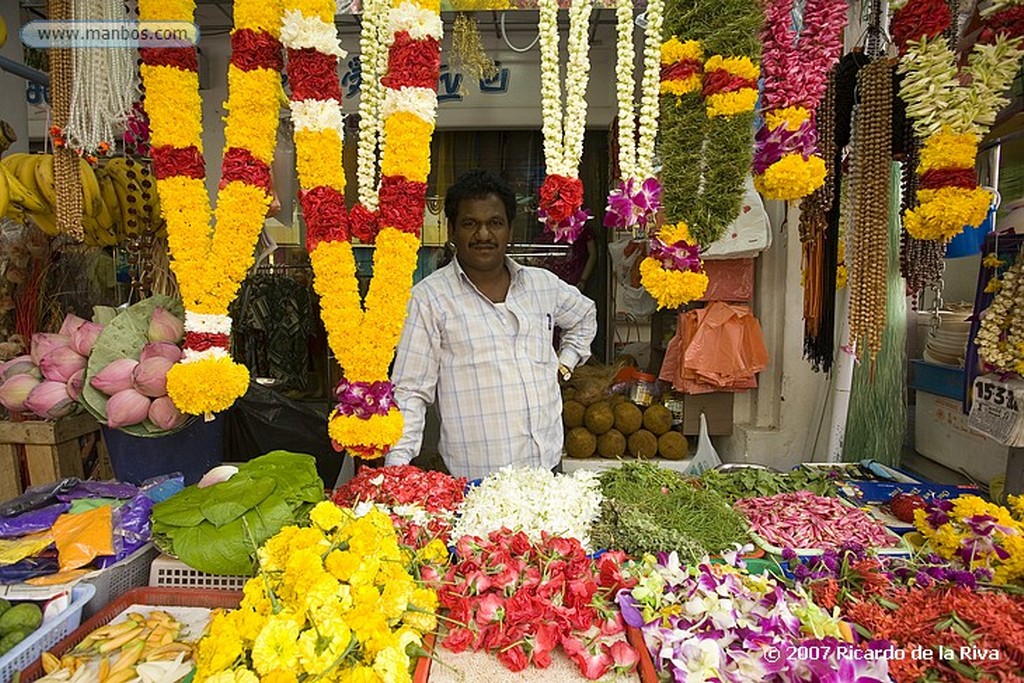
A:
[660,75,702,96]
[706,89,759,118]
[336,665,381,683]
[167,357,251,415]
[261,672,299,683]
[328,410,405,459]
[1009,495,1024,521]
[985,277,1003,293]
[295,129,346,192]
[704,55,759,81]
[373,646,412,683]
[224,66,283,165]
[310,501,346,532]
[194,612,245,676]
[252,616,302,676]
[298,623,351,675]
[639,258,710,309]
[380,112,434,183]
[138,0,195,21]
[659,221,694,244]
[418,538,450,566]
[903,186,992,241]
[233,607,265,642]
[765,106,812,133]
[233,670,259,683]
[233,0,284,37]
[285,0,334,23]
[661,37,702,64]
[754,153,827,200]
[836,264,848,289]
[403,587,439,632]
[200,674,237,683]
[918,128,980,173]
[326,549,362,583]
[982,253,1006,269]
[140,65,204,150]
[406,0,442,12]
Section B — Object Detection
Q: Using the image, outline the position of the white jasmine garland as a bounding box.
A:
[182,347,232,363]
[538,0,592,178]
[613,0,663,182]
[290,99,345,137]
[381,86,438,122]
[388,2,444,41]
[614,0,636,181]
[184,311,232,335]
[452,467,604,550]
[280,10,346,57]
[356,0,391,210]
[635,0,663,180]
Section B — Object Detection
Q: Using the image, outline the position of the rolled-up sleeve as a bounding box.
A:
[553,280,596,370]
[387,292,441,466]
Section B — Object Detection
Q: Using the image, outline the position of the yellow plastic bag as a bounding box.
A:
[0,531,53,566]
[51,505,115,571]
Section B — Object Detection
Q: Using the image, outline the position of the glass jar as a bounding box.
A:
[630,372,657,407]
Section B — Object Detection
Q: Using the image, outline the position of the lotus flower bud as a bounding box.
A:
[30,333,70,366]
[197,464,238,489]
[90,358,139,396]
[0,374,42,413]
[40,346,87,383]
[106,388,151,429]
[149,396,187,431]
[25,380,75,419]
[147,307,184,345]
[132,357,174,398]
[0,355,40,381]
[70,322,103,357]
[67,369,85,402]
[139,342,183,364]
[58,314,88,337]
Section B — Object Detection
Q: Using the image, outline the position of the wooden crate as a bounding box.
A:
[0,412,111,501]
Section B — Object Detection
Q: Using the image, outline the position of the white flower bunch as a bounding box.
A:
[356,0,391,210]
[381,86,438,123]
[613,0,662,181]
[281,9,347,57]
[291,99,345,139]
[538,0,592,178]
[977,255,1024,374]
[452,467,604,550]
[388,1,444,41]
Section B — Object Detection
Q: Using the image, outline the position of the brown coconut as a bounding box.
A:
[565,427,597,458]
[584,401,614,435]
[628,429,658,459]
[643,404,673,436]
[562,400,585,429]
[613,402,643,435]
[658,431,689,460]
[597,429,626,459]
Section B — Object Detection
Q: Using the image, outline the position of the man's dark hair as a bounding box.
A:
[444,169,517,225]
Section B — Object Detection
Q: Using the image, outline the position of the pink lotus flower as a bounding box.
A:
[66,369,85,402]
[30,333,70,366]
[40,345,87,383]
[146,307,184,344]
[0,355,40,381]
[133,357,174,398]
[148,395,186,430]
[139,341,182,363]
[105,388,151,429]
[70,322,103,357]
[0,373,42,413]
[58,313,88,337]
[91,358,139,395]
[25,380,75,419]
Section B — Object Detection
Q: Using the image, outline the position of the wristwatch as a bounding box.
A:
[559,364,573,382]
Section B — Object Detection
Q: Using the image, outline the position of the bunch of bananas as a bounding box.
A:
[0,154,164,247]
[37,609,193,683]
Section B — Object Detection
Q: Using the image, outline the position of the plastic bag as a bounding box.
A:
[51,505,116,571]
[0,503,70,539]
[0,479,79,517]
[686,414,722,476]
[57,480,139,502]
[0,531,53,567]
[0,555,59,584]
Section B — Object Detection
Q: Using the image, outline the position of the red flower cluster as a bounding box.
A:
[221,147,272,192]
[661,60,701,83]
[891,0,952,54]
[379,176,428,235]
[981,4,1024,43]
[439,531,638,679]
[301,186,349,251]
[382,33,442,90]
[139,47,199,72]
[152,146,205,180]
[348,202,379,244]
[539,175,584,224]
[286,48,343,101]
[919,168,978,190]
[702,70,757,97]
[183,331,230,352]
[230,29,284,72]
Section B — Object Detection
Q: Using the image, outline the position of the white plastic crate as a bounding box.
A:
[0,583,94,682]
[148,553,249,591]
[80,543,159,620]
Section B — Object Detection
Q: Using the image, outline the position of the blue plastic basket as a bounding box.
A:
[1,583,95,682]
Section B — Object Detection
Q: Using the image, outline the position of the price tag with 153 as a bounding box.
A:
[969,374,1024,447]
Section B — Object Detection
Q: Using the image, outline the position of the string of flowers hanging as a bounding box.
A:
[603,0,663,238]
[893,0,1024,242]
[284,0,441,459]
[537,0,592,244]
[977,251,1024,376]
[753,0,848,201]
[138,0,283,416]
[351,0,390,237]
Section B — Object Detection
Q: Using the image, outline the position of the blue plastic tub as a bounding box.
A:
[103,415,224,486]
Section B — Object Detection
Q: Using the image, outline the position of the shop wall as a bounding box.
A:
[1,2,29,153]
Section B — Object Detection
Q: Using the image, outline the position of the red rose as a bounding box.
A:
[382,33,441,90]
[508,530,532,556]
[442,626,475,654]
[140,47,198,71]
[497,644,530,672]
[573,647,613,680]
[475,593,505,626]
[561,634,586,658]
[378,175,428,234]
[230,29,283,72]
[538,175,583,223]
[300,186,348,251]
[221,147,272,192]
[530,622,561,669]
[348,202,379,243]
[464,569,492,595]
[286,48,342,101]
[599,611,624,636]
[568,605,598,631]
[607,640,639,673]
[151,145,205,180]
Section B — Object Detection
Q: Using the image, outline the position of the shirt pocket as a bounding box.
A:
[526,314,557,364]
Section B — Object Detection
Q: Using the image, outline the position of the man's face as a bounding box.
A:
[450,193,511,273]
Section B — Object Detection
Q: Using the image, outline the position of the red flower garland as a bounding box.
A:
[152,146,205,180]
[539,175,584,223]
[286,49,343,101]
[348,203,379,244]
[661,60,701,82]
[891,0,952,53]
[701,70,757,97]
[221,148,273,191]
[302,186,349,251]
[139,47,198,71]
[381,33,441,89]
[919,167,979,190]
[378,176,428,234]
[980,5,1024,43]
[230,29,284,72]
[183,332,231,352]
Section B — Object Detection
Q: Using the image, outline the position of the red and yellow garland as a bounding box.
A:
[138,0,283,415]
[283,0,440,458]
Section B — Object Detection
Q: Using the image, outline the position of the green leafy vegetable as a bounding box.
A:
[700,468,840,503]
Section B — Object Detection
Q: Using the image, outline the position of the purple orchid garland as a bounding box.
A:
[604,177,663,238]
[334,377,397,419]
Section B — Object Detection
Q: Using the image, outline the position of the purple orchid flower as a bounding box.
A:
[334,377,396,419]
[648,236,702,273]
[540,206,592,244]
[604,177,663,235]
[753,120,819,174]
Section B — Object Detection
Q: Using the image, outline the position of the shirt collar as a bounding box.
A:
[451,255,523,285]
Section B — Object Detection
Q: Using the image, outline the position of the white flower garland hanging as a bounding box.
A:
[355,0,390,215]
[604,0,664,238]
[537,0,593,243]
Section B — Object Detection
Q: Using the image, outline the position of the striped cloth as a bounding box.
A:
[386,257,597,479]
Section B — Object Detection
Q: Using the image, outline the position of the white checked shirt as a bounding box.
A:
[386,257,597,479]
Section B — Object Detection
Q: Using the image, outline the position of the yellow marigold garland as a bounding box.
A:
[139,66,204,149]
[754,154,828,201]
[380,112,434,183]
[765,106,811,132]
[903,186,993,241]
[660,37,703,96]
[639,222,709,309]
[166,357,252,416]
[294,129,346,192]
[706,89,759,118]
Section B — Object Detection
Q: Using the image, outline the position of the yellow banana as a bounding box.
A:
[28,211,59,236]
[42,651,61,674]
[14,155,45,206]
[0,165,10,217]
[78,157,101,217]
[3,166,47,212]
[1,152,30,175]
[33,154,57,209]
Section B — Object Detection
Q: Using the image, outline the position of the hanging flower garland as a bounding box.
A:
[284,0,441,459]
[537,0,592,243]
[894,0,1024,242]
[753,0,848,201]
[639,222,709,309]
[976,251,1024,376]
[139,0,283,415]
[603,0,663,238]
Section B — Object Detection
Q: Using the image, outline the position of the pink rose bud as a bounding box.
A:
[58,313,88,337]
[66,369,85,402]
[25,380,75,419]
[70,322,104,357]
[0,355,40,381]
[30,333,70,366]
[40,345,87,383]
[139,341,183,364]
[90,358,139,396]
[0,373,42,413]
[149,395,187,431]
[147,307,184,345]
[105,388,151,429]
[132,357,174,398]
